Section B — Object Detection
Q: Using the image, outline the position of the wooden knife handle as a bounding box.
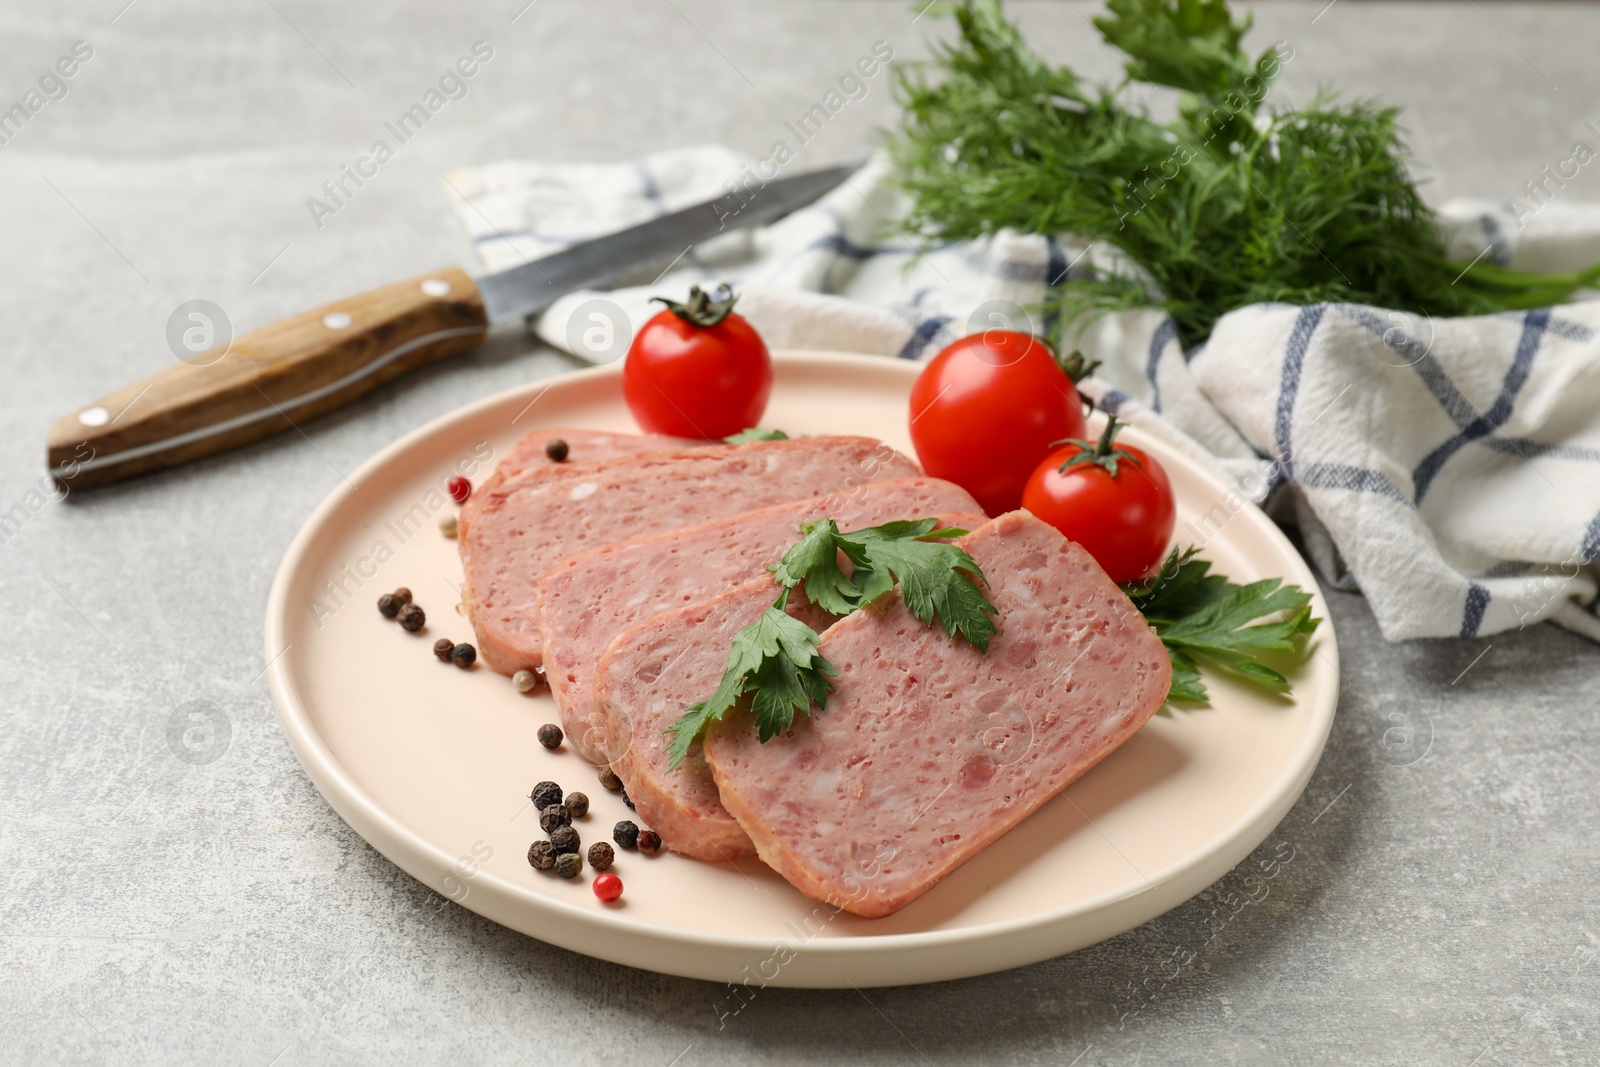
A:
[48,267,490,490]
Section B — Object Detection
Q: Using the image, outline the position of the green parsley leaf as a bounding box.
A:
[1165,649,1207,703]
[836,521,997,652]
[1123,547,1320,703]
[664,605,836,770]
[770,518,990,641]
[669,517,999,770]
[769,519,859,616]
[724,428,790,443]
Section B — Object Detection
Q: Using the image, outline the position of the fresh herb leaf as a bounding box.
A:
[835,522,997,652]
[724,428,790,443]
[1121,545,1229,622]
[669,518,999,767]
[770,517,993,647]
[769,519,859,615]
[1165,649,1207,703]
[1123,547,1319,702]
[890,0,1600,348]
[1094,0,1259,104]
[664,604,837,769]
[841,517,968,544]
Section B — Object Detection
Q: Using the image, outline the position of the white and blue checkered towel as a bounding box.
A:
[447,146,1600,643]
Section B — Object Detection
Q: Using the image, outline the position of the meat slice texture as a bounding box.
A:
[590,508,988,862]
[478,427,707,496]
[703,510,1172,919]
[592,580,825,862]
[459,435,920,678]
[459,428,713,673]
[541,477,983,762]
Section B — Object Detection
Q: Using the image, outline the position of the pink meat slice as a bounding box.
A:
[590,508,988,862]
[592,581,829,863]
[703,510,1172,919]
[459,428,713,673]
[478,426,708,496]
[460,435,920,678]
[541,478,983,762]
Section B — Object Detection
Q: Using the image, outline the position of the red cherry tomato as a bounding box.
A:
[1020,416,1175,584]
[908,331,1086,515]
[624,285,771,440]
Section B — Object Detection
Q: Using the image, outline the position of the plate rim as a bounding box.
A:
[264,350,1339,983]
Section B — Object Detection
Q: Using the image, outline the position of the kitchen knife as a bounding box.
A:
[47,163,857,490]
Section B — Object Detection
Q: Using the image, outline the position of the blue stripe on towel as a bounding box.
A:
[1479,214,1511,267]
[1297,462,1413,506]
[1546,315,1595,343]
[1461,582,1491,637]
[1098,388,1130,414]
[1411,353,1493,430]
[898,316,952,361]
[1583,510,1600,564]
[1488,437,1600,463]
[1273,304,1328,480]
[1261,461,1288,506]
[1146,318,1177,413]
[1040,236,1072,337]
[1413,309,1550,502]
[1340,304,1434,372]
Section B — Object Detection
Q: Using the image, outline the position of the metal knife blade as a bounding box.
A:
[475,162,856,323]
[47,162,857,490]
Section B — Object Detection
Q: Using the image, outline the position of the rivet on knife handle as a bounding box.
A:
[47,267,490,490]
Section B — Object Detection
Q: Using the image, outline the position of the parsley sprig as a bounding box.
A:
[664,518,997,769]
[1122,547,1319,703]
[673,598,837,753]
[774,519,999,649]
[724,428,791,443]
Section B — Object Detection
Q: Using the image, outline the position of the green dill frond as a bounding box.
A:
[889,0,1600,347]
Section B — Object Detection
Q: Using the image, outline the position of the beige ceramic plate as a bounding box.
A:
[265,351,1338,988]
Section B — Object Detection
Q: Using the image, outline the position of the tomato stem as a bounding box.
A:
[652,283,739,327]
[1056,347,1100,385]
[1051,413,1141,479]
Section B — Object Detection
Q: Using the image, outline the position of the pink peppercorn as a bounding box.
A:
[592,872,622,903]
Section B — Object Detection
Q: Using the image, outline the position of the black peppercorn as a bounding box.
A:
[598,766,622,791]
[564,791,589,818]
[621,788,635,810]
[527,840,555,870]
[393,587,413,605]
[545,437,569,462]
[540,804,572,833]
[378,593,401,619]
[432,638,455,661]
[587,842,614,872]
[549,825,580,854]
[530,781,563,811]
[397,603,425,633]
[450,643,477,668]
[537,724,563,750]
[554,852,582,879]
[613,821,640,850]
[637,830,662,856]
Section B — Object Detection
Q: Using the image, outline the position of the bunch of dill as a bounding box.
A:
[889,0,1600,348]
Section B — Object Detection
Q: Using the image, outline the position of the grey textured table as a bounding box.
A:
[4,2,1597,1063]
